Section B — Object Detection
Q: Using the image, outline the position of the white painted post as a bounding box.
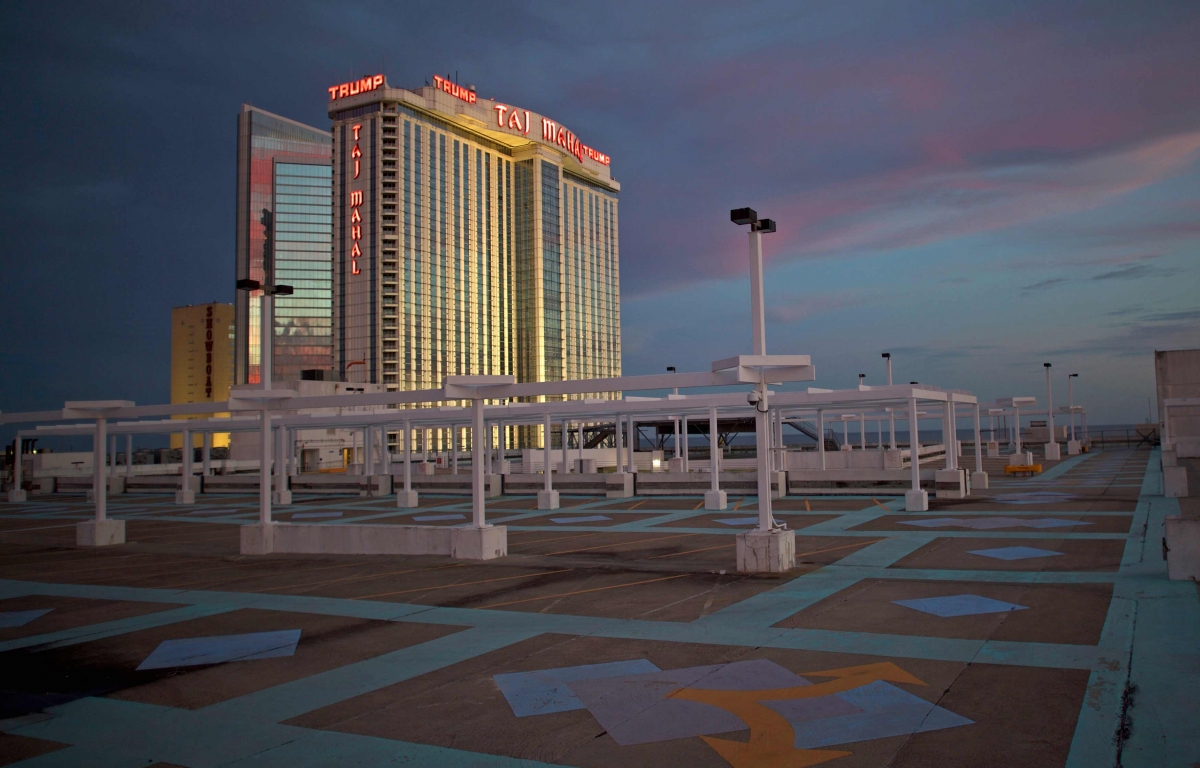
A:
[562,419,570,474]
[748,229,766,356]
[710,406,720,493]
[275,426,287,499]
[1045,365,1055,446]
[818,410,826,470]
[13,435,22,491]
[774,408,785,471]
[973,404,983,473]
[182,427,193,481]
[125,434,133,476]
[404,420,413,492]
[943,401,954,470]
[93,418,107,521]
[859,414,866,451]
[1014,405,1023,455]
[543,411,553,490]
[681,415,689,472]
[614,413,623,473]
[259,406,271,525]
[906,396,926,510]
[202,432,211,476]
[755,379,773,531]
[843,418,850,448]
[628,415,637,473]
[109,434,117,476]
[674,417,681,459]
[472,397,485,528]
[1068,375,1076,442]
[889,411,897,450]
[382,426,391,474]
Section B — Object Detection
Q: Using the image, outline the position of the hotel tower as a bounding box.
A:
[326,74,621,399]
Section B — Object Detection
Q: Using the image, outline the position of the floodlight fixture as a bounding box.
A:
[730,207,757,226]
[236,278,261,292]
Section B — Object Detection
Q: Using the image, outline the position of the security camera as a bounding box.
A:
[747,390,762,405]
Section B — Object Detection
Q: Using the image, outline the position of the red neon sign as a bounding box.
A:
[329,74,384,101]
[349,124,363,276]
[492,105,610,166]
[432,75,476,104]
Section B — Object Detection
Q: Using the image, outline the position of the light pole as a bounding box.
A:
[882,353,896,451]
[1043,363,1060,460]
[731,207,777,531]
[236,207,295,533]
[882,353,892,385]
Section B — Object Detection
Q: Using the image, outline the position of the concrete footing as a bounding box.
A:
[1044,442,1061,461]
[1164,466,1189,498]
[704,490,727,510]
[364,475,393,498]
[77,519,125,546]
[935,469,966,500]
[735,529,796,573]
[1067,440,1081,456]
[175,489,196,505]
[450,525,508,560]
[1164,515,1199,580]
[905,489,929,512]
[1008,451,1034,466]
[273,489,292,505]
[605,473,634,499]
[986,441,1001,459]
[238,520,507,560]
[484,475,503,498]
[396,489,419,508]
[537,490,560,510]
[7,489,26,503]
[970,470,989,490]
[667,457,685,473]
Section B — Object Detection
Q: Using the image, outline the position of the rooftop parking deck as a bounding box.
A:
[0,447,1196,767]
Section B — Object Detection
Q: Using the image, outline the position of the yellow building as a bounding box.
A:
[171,303,235,448]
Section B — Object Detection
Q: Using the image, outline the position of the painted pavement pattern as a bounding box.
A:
[0,448,1195,766]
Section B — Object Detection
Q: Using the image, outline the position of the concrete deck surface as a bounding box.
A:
[0,448,1196,766]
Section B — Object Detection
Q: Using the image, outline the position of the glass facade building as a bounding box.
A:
[328,79,621,421]
[234,105,333,384]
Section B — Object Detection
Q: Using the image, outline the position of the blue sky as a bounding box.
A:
[1,0,1197,436]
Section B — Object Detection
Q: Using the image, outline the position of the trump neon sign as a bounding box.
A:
[329,74,385,101]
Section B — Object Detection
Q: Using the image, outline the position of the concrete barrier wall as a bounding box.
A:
[636,472,782,496]
[786,468,936,495]
[503,472,608,495]
[267,522,454,556]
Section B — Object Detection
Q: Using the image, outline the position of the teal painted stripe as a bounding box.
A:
[0,603,243,653]
[1034,450,1099,481]
[208,625,541,723]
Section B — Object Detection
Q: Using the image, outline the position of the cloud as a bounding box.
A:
[766,291,871,323]
[1092,264,1179,281]
[1022,277,1068,293]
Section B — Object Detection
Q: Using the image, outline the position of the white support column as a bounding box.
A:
[906,397,928,511]
[843,418,850,448]
[705,405,725,510]
[78,416,124,545]
[202,432,212,477]
[273,424,290,505]
[818,410,826,470]
[942,401,954,470]
[259,406,272,525]
[889,411,897,450]
[972,403,988,490]
[125,434,133,476]
[614,413,623,473]
[398,419,417,508]
[681,415,689,472]
[94,418,107,521]
[364,425,373,476]
[539,410,558,509]
[177,427,195,504]
[754,380,774,531]
[673,417,681,459]
[859,414,866,451]
[382,426,391,474]
[109,434,117,476]
[472,398,486,527]
[562,419,570,474]
[8,435,24,502]
[627,415,637,473]
[1045,365,1058,461]
[451,425,459,475]
[774,407,785,471]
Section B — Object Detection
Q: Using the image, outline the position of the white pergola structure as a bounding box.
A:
[0,372,984,556]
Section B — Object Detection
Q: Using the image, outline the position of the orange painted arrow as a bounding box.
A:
[668,662,927,768]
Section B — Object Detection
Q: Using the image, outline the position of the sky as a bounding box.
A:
[1,0,1198,447]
